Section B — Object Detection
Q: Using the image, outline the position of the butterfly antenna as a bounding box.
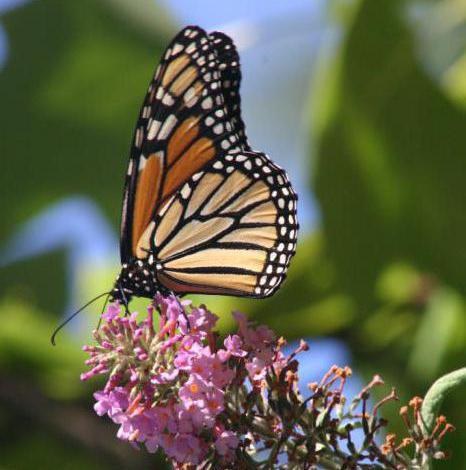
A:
[51,291,110,346]
[96,291,111,331]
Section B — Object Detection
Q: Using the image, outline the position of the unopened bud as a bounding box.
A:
[308,382,319,392]
[409,396,423,410]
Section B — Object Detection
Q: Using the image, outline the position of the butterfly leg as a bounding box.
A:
[175,295,191,330]
[118,285,131,315]
[157,285,191,330]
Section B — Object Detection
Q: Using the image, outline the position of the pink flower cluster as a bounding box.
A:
[81,295,456,469]
[81,295,282,466]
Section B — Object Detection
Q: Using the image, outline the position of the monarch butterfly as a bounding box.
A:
[111,26,298,304]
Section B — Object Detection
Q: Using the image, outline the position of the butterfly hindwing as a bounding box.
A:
[121,26,243,262]
[135,151,298,298]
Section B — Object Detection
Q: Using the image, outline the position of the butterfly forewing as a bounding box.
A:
[120,26,244,262]
[209,31,250,151]
[136,151,298,298]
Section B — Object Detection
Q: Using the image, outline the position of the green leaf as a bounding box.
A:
[0,0,173,313]
[313,0,466,307]
[0,0,170,237]
[408,287,465,380]
[0,298,87,399]
[421,368,466,431]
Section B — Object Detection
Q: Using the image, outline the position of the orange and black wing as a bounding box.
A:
[120,26,245,262]
[136,151,298,298]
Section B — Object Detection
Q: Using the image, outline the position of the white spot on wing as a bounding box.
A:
[171,43,184,55]
[139,155,148,171]
[162,94,175,106]
[142,106,151,118]
[127,159,134,175]
[158,194,175,217]
[135,127,143,148]
[148,120,161,140]
[201,97,213,109]
[184,87,198,107]
[181,184,191,199]
[213,123,224,135]
[156,87,164,100]
[158,115,178,141]
[186,42,196,54]
[192,171,204,181]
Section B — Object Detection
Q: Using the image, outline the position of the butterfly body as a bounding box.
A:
[112,259,163,302]
[111,26,298,305]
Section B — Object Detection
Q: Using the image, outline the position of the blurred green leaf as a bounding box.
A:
[421,367,466,432]
[443,51,466,104]
[242,234,355,338]
[0,0,175,315]
[3,432,108,470]
[102,0,174,39]
[408,286,465,380]
[0,298,85,399]
[0,2,175,467]
[408,0,466,106]
[375,262,424,304]
[313,0,466,309]
[360,305,418,348]
[0,0,171,239]
[312,4,466,465]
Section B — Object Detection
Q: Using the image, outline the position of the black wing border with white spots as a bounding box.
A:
[209,31,250,151]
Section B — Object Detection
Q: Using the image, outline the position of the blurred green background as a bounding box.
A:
[0,0,465,468]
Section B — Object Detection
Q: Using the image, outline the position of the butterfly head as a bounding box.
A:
[111,259,158,303]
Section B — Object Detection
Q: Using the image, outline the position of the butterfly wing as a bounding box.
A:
[136,151,298,298]
[120,26,298,298]
[120,26,243,262]
[209,31,250,150]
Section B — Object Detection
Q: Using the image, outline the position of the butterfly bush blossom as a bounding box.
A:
[81,295,454,469]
